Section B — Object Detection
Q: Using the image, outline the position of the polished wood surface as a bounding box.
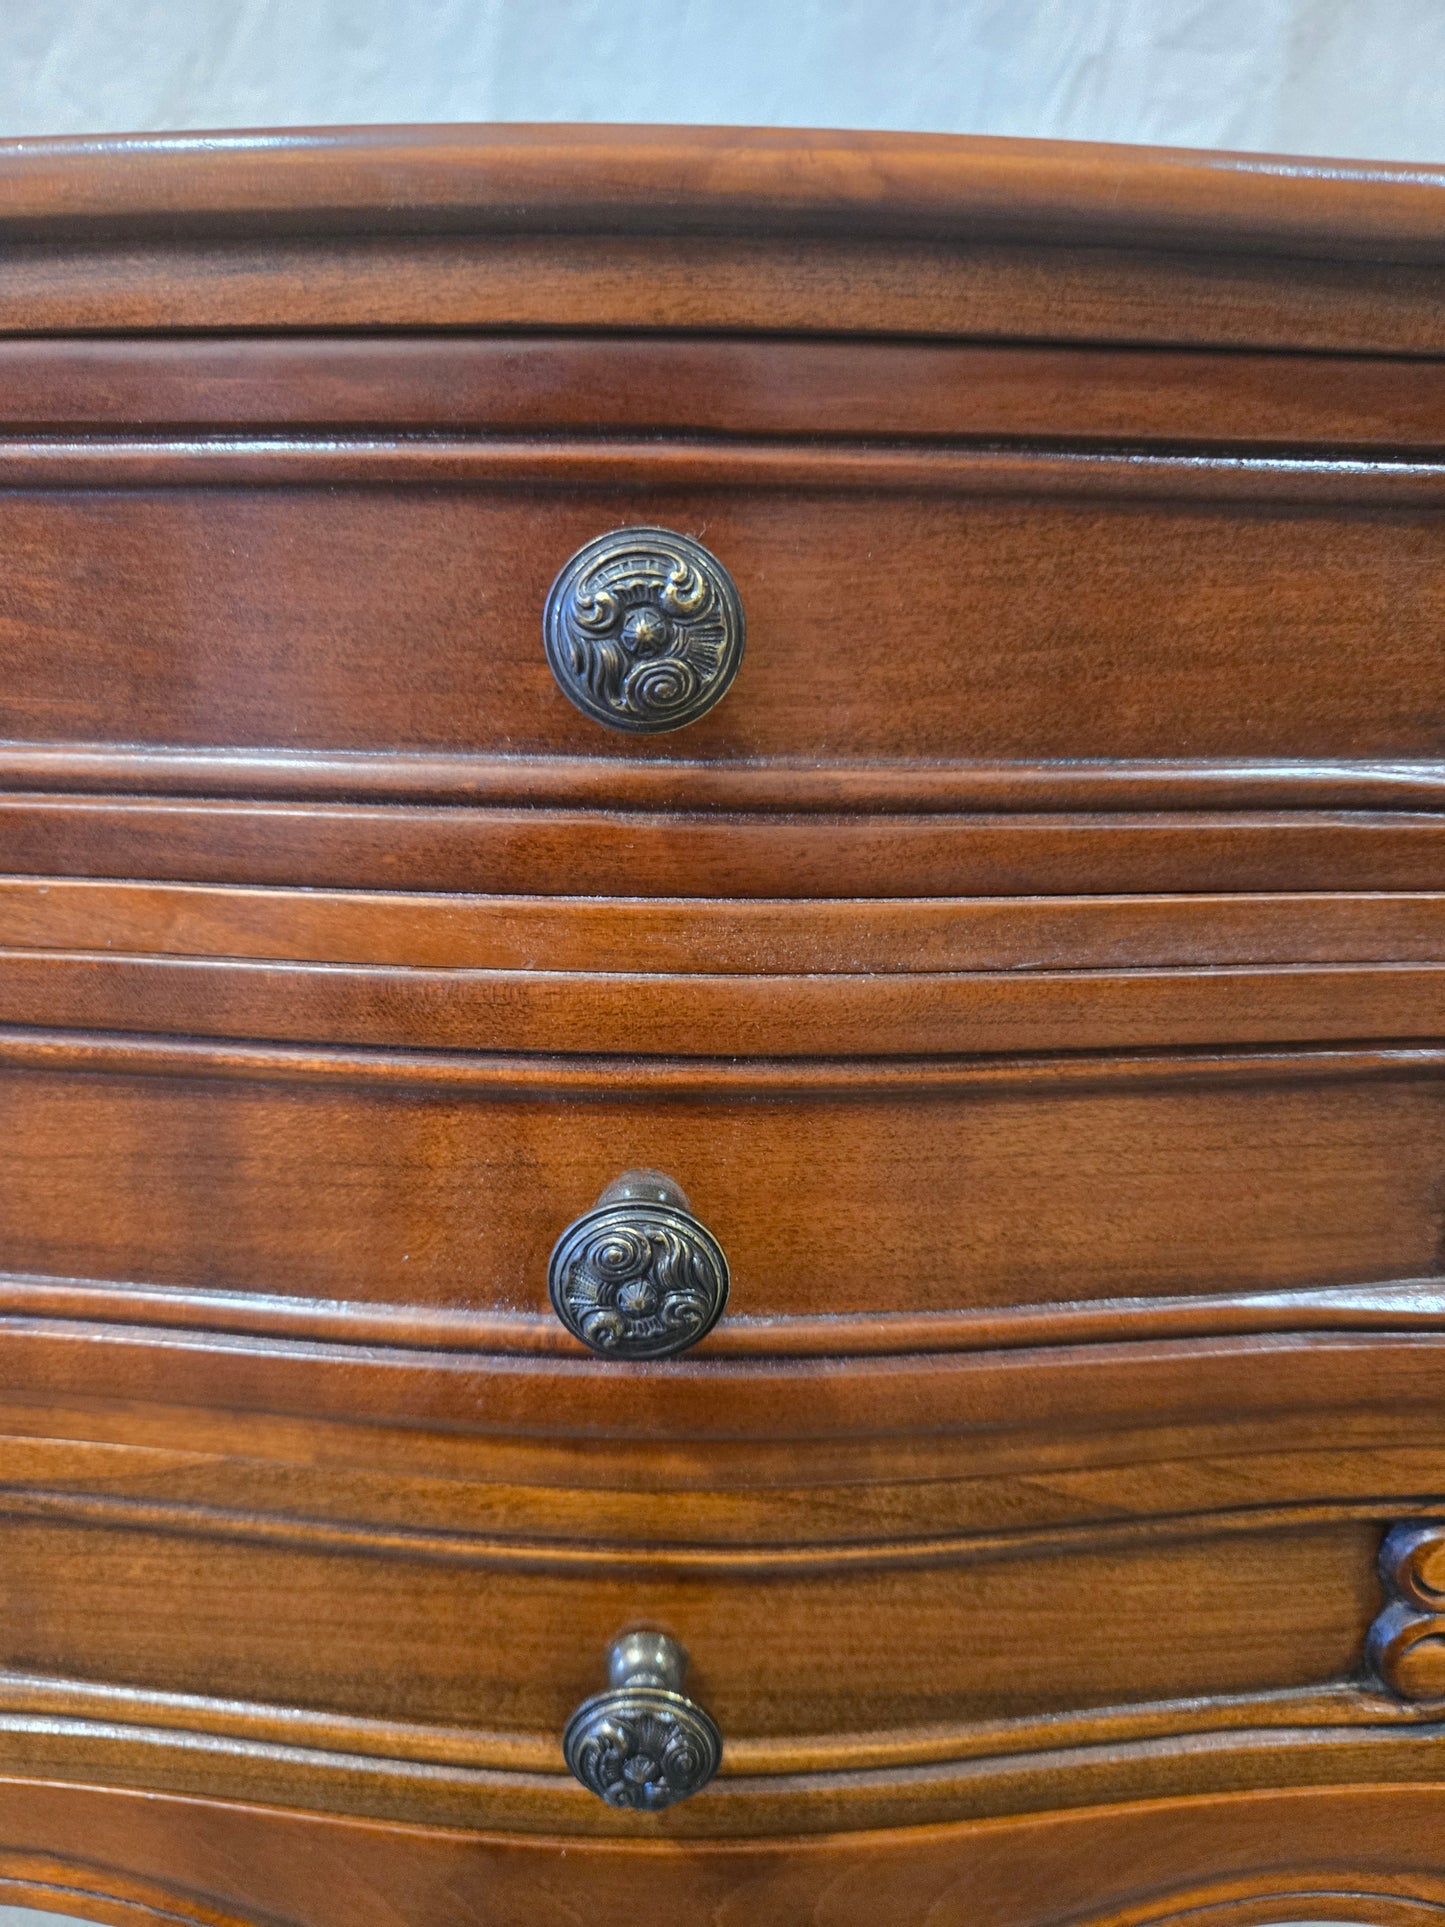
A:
[0,464,1440,777]
[0,122,1443,1925]
[0,1040,1436,1327]
[3,125,1445,350]
[20,1779,1445,1927]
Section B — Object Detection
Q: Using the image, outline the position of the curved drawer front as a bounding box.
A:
[0,1033,1439,1343]
[0,452,1442,789]
[0,1497,1385,1835]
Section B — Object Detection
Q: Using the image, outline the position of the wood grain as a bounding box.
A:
[4,126,1445,351]
[0,459,1442,780]
[1,123,1443,1905]
[0,746,1440,813]
[0,879,1438,973]
[0,1507,1375,1736]
[0,1039,1436,1323]
[0,797,1440,896]
[10,233,1445,354]
[5,335,1445,450]
[0,947,1439,1055]
[3,124,1443,257]
[13,1778,1445,1927]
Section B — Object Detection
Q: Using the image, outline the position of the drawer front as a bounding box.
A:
[0,1496,1383,1836]
[0,456,1442,779]
[0,1036,1439,1338]
[2,1512,1369,1734]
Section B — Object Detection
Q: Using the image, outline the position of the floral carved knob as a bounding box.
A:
[563,1630,722,1811]
[547,1170,730,1360]
[543,526,745,732]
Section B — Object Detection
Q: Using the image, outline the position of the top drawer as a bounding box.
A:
[0,336,1442,818]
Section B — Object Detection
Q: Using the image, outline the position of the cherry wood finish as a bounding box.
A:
[6,333,1445,448]
[1,123,1445,1925]
[18,1779,1445,1927]
[0,879,1438,973]
[4,126,1445,351]
[0,468,1440,784]
[0,1038,1438,1329]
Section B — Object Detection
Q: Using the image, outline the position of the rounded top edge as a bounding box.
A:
[0,120,1443,260]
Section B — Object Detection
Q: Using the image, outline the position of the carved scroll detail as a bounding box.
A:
[1367,1521,1445,1701]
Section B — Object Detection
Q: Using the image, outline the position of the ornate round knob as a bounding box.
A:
[543,526,745,733]
[563,1630,722,1811]
[547,1170,729,1359]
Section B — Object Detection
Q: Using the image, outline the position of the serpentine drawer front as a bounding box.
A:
[0,122,1444,1927]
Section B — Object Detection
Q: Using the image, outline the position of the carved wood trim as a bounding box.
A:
[1369,1522,1445,1702]
[1,796,1437,897]
[3,1320,1445,1447]
[0,945,1439,1057]
[0,1671,1437,1836]
[4,436,1445,503]
[0,1025,1433,1095]
[0,1855,272,1927]
[14,1781,1445,1927]
[0,1477,1421,1576]
[3,336,1445,454]
[2,1272,1445,1362]
[0,878,1439,973]
[0,746,1436,812]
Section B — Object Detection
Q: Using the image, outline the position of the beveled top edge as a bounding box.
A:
[2,121,1444,258]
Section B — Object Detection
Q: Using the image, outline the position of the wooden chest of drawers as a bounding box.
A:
[1,122,1444,1927]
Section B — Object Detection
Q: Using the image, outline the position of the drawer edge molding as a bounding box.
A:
[2,797,1440,897]
[3,1321,1445,1445]
[5,436,1445,504]
[0,1670,1399,1779]
[2,1271,1444,1363]
[0,747,1440,814]
[0,1025,1434,1093]
[13,1782,1445,1927]
[0,878,1443,975]
[0,949,1442,1056]
[0,1679,1436,1836]
[0,1476,1430,1577]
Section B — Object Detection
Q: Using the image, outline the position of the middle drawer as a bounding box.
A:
[0,1028,1437,1342]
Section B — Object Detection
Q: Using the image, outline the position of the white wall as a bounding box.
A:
[0,0,1442,160]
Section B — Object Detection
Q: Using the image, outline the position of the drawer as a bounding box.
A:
[0,1031,1439,1346]
[0,1495,1385,1833]
[0,443,1441,801]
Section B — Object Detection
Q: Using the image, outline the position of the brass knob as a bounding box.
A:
[547,1170,729,1359]
[543,526,745,733]
[563,1630,722,1811]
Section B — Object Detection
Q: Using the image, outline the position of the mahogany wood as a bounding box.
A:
[0,122,1444,1925]
[0,466,1441,786]
[0,1510,1375,1741]
[4,334,1445,449]
[4,127,1445,351]
[0,879,1437,974]
[0,798,1440,896]
[16,1778,1445,1927]
[0,1040,1437,1325]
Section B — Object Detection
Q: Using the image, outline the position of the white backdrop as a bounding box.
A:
[1,0,1443,160]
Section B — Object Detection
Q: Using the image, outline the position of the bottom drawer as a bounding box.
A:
[0,1494,1394,1834]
